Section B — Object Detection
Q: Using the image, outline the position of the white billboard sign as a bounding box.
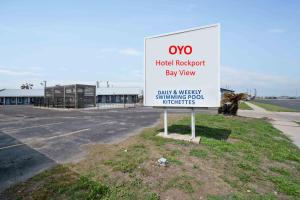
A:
[144,24,220,107]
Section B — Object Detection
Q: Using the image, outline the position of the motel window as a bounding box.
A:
[66,89,73,94]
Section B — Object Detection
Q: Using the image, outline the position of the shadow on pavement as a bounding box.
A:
[0,132,56,194]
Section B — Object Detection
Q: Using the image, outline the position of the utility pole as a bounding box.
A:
[40,80,47,106]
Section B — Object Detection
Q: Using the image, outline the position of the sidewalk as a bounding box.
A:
[238,102,300,148]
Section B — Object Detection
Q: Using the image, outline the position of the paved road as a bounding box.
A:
[238,102,300,148]
[0,105,216,193]
[254,99,300,111]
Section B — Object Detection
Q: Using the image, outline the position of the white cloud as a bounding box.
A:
[99,47,142,56]
[0,66,45,89]
[130,69,143,78]
[119,48,142,56]
[221,66,300,96]
[0,66,42,76]
[268,28,285,33]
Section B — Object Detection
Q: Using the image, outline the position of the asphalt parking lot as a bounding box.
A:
[0,106,163,192]
[0,105,217,192]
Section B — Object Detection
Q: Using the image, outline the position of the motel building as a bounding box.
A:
[0,87,231,106]
[96,87,141,104]
[0,89,44,105]
[0,86,142,106]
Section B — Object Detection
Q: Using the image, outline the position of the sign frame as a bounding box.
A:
[144,23,221,108]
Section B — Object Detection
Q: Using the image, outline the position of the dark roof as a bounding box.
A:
[220,88,235,93]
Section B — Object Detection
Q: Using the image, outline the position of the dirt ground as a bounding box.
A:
[69,114,234,199]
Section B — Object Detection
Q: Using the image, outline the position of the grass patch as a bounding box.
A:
[237,161,257,172]
[165,155,183,165]
[104,144,148,173]
[269,167,290,176]
[239,102,253,110]
[2,165,110,200]
[3,165,160,200]
[208,193,277,200]
[141,128,169,146]
[251,101,298,112]
[164,175,200,193]
[3,113,300,199]
[268,175,300,197]
[189,148,208,158]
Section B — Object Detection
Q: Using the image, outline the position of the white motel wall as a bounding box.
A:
[0,89,44,105]
[0,87,231,106]
[0,87,142,105]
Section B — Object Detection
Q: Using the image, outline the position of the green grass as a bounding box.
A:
[164,175,201,194]
[142,113,300,198]
[208,193,278,200]
[189,148,208,158]
[251,101,298,112]
[3,113,300,199]
[239,102,253,110]
[268,175,300,197]
[3,165,159,200]
[165,155,183,165]
[3,166,111,200]
[104,144,149,173]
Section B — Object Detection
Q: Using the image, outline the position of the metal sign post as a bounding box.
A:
[164,108,168,136]
[191,108,195,139]
[144,24,220,144]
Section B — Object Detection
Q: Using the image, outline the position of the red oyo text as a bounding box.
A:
[169,45,192,55]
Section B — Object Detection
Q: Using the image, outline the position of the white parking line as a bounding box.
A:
[41,128,90,141]
[0,143,24,150]
[0,128,90,151]
[1,122,64,133]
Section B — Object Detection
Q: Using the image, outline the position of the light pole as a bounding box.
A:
[40,81,47,106]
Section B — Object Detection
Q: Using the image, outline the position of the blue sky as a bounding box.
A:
[0,0,299,96]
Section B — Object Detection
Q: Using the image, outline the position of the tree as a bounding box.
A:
[20,83,34,90]
[218,93,247,115]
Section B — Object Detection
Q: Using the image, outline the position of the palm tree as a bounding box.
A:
[20,83,34,90]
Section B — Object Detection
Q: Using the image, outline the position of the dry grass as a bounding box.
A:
[2,113,300,200]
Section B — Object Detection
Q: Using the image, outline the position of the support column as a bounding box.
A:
[16,97,18,105]
[44,87,46,106]
[94,87,96,107]
[43,81,47,107]
[123,94,125,108]
[52,88,55,107]
[63,86,66,108]
[164,108,168,136]
[74,85,77,108]
[191,108,196,139]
